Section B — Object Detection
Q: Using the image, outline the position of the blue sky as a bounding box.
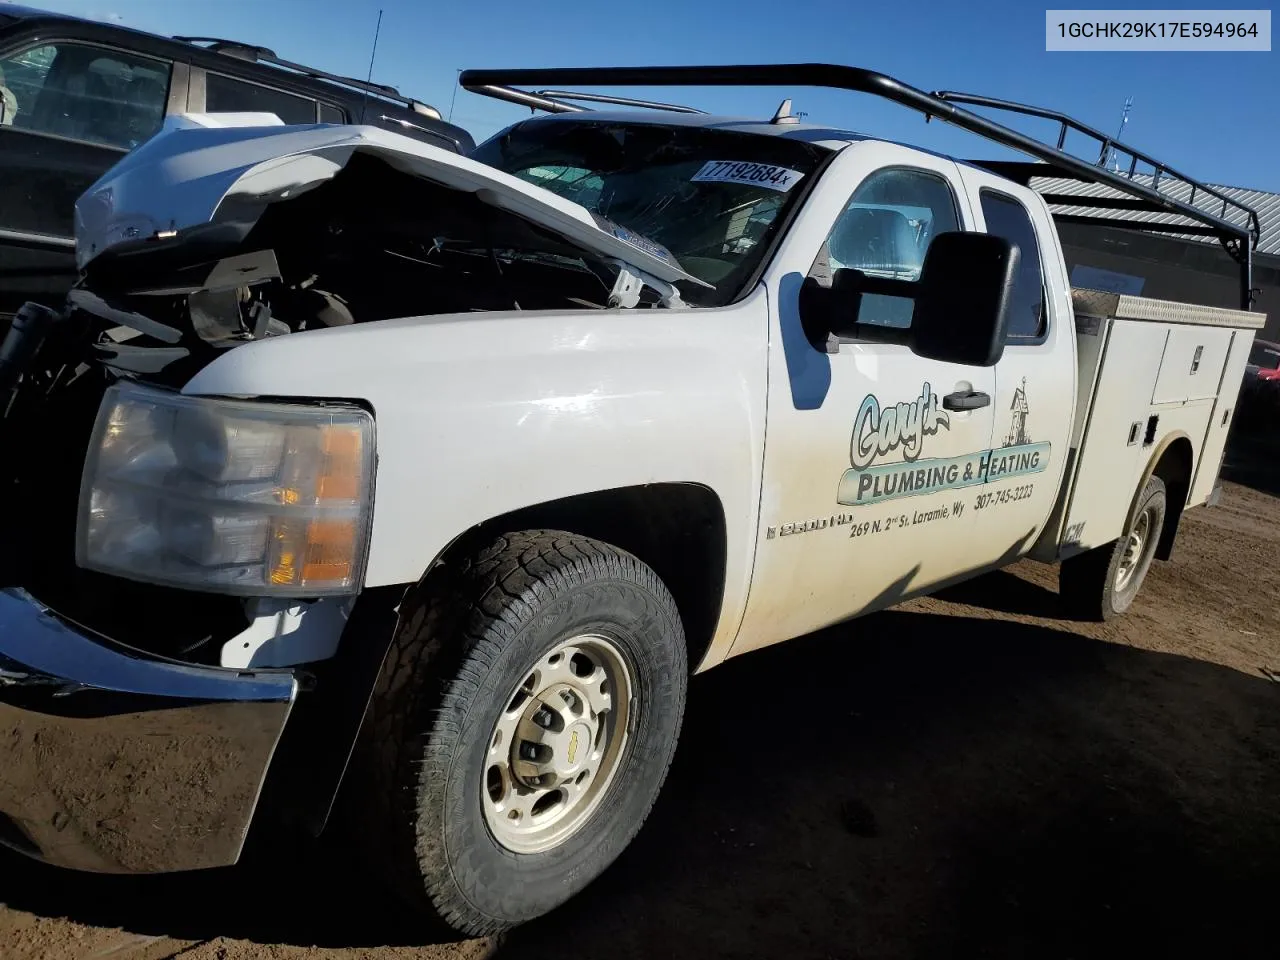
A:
[15,0,1280,191]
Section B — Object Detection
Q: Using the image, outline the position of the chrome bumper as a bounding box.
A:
[0,587,297,873]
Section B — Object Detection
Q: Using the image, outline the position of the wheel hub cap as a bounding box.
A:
[1115,506,1155,592]
[482,634,633,854]
[512,684,600,788]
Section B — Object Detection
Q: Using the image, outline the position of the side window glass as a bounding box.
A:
[0,43,170,149]
[816,168,960,330]
[979,190,1047,339]
[319,102,345,124]
[205,73,317,124]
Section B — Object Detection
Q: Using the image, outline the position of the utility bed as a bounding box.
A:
[1038,288,1266,560]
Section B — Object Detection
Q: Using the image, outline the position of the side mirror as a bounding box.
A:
[910,231,1018,367]
[798,231,1018,366]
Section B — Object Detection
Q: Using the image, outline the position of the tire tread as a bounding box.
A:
[354,530,685,936]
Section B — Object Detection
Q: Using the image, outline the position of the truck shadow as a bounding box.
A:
[932,567,1065,618]
[501,610,1280,960]
[2,601,1279,957]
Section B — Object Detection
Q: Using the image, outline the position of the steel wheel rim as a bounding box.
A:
[1115,505,1156,592]
[481,633,634,854]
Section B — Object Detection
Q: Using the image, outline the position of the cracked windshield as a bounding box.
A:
[472,120,830,305]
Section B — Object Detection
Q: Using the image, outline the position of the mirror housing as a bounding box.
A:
[799,231,1018,366]
[909,231,1018,367]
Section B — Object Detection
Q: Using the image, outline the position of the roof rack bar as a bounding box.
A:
[533,90,707,114]
[1040,193,1169,212]
[174,35,275,58]
[1055,215,1226,238]
[469,84,585,114]
[976,159,1257,259]
[931,89,1260,243]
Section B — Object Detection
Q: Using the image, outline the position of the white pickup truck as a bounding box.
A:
[0,64,1266,936]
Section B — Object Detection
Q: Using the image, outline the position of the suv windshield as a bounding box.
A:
[471,119,832,307]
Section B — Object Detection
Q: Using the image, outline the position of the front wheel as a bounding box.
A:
[356,531,687,936]
[1059,474,1167,622]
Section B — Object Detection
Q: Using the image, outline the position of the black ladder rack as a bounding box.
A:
[460,63,1261,309]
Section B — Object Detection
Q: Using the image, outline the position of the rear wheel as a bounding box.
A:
[1059,474,1167,622]
[356,530,687,936]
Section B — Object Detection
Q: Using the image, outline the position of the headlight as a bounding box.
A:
[77,381,375,596]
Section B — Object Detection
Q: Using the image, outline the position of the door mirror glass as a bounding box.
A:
[910,231,1018,366]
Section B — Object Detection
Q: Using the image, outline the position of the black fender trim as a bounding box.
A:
[253,584,409,839]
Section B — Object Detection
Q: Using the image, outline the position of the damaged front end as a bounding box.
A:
[73,116,704,343]
[0,117,706,873]
[1,117,704,659]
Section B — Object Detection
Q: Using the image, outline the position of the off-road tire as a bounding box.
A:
[1060,474,1167,622]
[355,530,687,936]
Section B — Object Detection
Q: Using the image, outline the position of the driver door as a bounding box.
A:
[733,144,996,655]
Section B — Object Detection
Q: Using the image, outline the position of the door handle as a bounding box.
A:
[943,390,991,411]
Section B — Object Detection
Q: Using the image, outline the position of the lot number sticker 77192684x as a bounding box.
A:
[692,160,804,193]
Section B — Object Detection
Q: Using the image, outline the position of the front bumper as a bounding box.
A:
[0,587,297,873]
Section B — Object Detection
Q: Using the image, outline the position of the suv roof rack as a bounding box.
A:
[175,35,441,118]
[460,64,1261,309]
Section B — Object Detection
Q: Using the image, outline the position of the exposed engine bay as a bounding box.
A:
[3,191,657,661]
[72,151,687,388]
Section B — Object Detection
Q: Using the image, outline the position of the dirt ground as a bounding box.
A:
[3,479,1278,960]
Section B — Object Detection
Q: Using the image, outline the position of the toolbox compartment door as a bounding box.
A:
[1189,329,1255,506]
[1152,327,1234,405]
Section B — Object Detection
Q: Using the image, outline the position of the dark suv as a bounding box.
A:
[0,4,475,318]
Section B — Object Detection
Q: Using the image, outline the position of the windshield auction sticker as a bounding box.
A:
[692,161,804,193]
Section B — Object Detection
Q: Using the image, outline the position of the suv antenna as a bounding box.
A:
[358,8,384,125]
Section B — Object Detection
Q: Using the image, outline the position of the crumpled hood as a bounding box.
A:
[73,114,707,288]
